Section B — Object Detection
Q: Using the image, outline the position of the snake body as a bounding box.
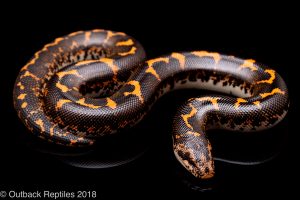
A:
[13,29,289,179]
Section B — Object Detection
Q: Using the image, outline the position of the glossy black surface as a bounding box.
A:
[1,2,297,197]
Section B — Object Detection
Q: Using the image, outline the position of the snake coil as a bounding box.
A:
[13,29,289,179]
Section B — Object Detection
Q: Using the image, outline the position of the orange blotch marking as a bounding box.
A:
[181,103,197,129]
[70,41,79,49]
[21,50,42,71]
[56,69,81,79]
[68,31,84,37]
[84,31,91,45]
[17,94,26,100]
[118,47,137,56]
[21,71,39,81]
[147,57,170,67]
[260,88,285,99]
[196,97,220,110]
[49,126,55,136]
[21,102,27,108]
[56,99,72,110]
[42,37,64,51]
[92,29,105,33]
[72,87,79,91]
[186,131,201,137]
[74,60,97,66]
[17,82,25,90]
[31,87,39,97]
[35,119,45,133]
[76,98,100,109]
[104,31,126,43]
[56,82,70,93]
[29,110,39,116]
[106,98,117,109]
[192,51,221,64]
[100,58,119,75]
[124,80,144,103]
[145,57,169,80]
[175,135,181,139]
[145,66,161,81]
[256,69,276,84]
[253,101,261,108]
[238,59,257,71]
[70,140,77,144]
[171,53,186,69]
[234,98,247,109]
[116,39,134,46]
[21,37,65,71]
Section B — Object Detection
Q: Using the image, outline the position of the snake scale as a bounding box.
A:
[13,29,289,179]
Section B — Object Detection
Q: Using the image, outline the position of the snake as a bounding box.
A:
[13,29,289,179]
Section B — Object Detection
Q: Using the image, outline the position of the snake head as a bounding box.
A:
[173,140,215,179]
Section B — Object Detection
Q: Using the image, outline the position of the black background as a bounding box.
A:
[1,2,298,198]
